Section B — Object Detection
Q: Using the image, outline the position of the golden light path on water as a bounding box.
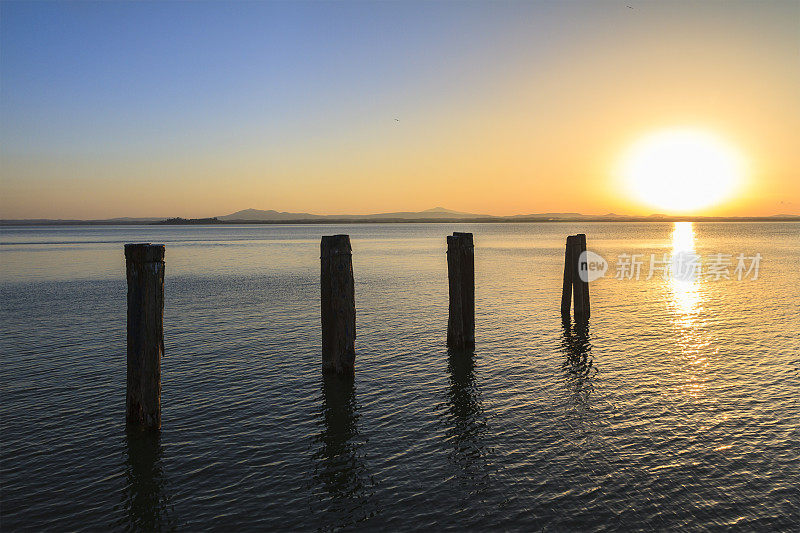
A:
[668,222,711,398]
[670,221,701,316]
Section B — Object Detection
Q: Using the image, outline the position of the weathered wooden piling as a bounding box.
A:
[572,234,590,320]
[320,235,356,376]
[560,234,590,321]
[561,235,576,318]
[447,232,475,350]
[125,243,165,429]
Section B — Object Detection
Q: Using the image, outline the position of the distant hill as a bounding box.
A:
[201,208,800,224]
[3,208,799,225]
[508,212,586,220]
[219,206,493,221]
[219,209,323,221]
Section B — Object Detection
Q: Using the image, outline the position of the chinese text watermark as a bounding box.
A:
[578,251,761,282]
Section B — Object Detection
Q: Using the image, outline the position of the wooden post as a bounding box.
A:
[447,232,475,350]
[321,235,356,376]
[561,235,575,319]
[572,233,590,320]
[125,243,165,430]
[561,234,591,321]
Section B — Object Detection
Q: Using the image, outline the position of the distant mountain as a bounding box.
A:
[219,209,324,221]
[3,209,799,226]
[219,206,493,221]
[354,207,494,220]
[508,212,586,220]
[208,208,800,224]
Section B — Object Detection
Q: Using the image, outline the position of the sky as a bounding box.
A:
[1,0,798,219]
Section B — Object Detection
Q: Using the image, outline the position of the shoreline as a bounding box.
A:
[1,216,799,227]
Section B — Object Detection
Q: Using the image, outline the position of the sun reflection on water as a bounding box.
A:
[669,222,701,318]
[667,222,712,399]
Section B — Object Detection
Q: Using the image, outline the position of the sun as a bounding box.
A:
[619,129,745,213]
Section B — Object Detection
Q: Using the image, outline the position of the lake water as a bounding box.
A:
[1,222,798,531]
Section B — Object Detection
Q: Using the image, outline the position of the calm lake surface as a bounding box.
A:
[1,222,798,531]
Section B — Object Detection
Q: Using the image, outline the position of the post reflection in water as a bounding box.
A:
[443,350,489,494]
[560,320,596,420]
[120,430,176,531]
[310,375,375,528]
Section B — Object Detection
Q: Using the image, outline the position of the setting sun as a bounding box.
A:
[620,129,745,213]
